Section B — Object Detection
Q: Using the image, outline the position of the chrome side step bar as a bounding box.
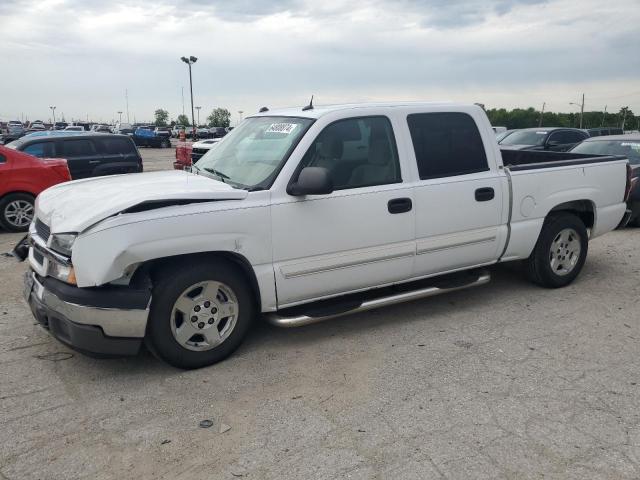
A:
[266,271,491,328]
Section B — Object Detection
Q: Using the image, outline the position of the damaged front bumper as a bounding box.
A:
[23,270,150,357]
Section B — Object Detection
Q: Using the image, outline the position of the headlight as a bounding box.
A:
[49,261,77,285]
[50,233,77,256]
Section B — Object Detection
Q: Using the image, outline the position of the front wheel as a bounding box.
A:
[525,213,588,288]
[146,260,254,369]
[0,193,35,232]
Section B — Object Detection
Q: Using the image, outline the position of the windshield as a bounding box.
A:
[499,130,548,146]
[571,140,640,165]
[193,116,314,189]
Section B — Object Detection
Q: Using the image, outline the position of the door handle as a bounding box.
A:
[388,197,412,214]
[475,187,494,202]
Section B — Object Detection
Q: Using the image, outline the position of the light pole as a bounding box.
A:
[569,93,584,129]
[117,111,123,124]
[238,110,243,126]
[538,102,545,127]
[180,56,198,139]
[49,106,56,128]
[195,106,201,126]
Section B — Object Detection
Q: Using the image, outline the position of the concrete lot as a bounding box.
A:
[1,148,639,479]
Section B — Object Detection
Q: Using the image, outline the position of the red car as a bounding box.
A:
[0,145,71,232]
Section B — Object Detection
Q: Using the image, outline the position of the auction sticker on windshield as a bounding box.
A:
[266,123,298,134]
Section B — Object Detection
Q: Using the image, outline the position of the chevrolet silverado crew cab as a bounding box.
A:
[15,102,631,369]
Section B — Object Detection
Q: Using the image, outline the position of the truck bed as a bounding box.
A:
[500,149,624,171]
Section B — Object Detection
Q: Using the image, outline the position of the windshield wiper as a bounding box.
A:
[202,167,230,183]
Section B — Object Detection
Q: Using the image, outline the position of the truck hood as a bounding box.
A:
[36,170,248,233]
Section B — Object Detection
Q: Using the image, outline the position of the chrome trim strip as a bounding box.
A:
[416,236,496,255]
[30,274,148,338]
[266,271,491,328]
[280,243,416,279]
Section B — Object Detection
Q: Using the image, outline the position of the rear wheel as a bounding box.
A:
[0,193,35,232]
[525,213,588,288]
[160,138,171,148]
[146,260,254,369]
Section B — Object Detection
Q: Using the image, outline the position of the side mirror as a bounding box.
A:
[287,167,333,196]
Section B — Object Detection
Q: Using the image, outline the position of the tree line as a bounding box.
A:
[486,106,638,130]
[153,108,232,128]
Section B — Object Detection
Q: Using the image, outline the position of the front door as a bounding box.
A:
[271,115,415,307]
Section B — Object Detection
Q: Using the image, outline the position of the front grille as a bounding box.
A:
[35,219,50,242]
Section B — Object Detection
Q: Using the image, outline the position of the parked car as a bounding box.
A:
[499,127,588,151]
[13,102,631,368]
[495,129,514,142]
[191,138,221,164]
[570,135,640,226]
[209,126,227,138]
[587,127,624,137]
[64,125,85,132]
[196,126,210,138]
[54,122,68,130]
[154,127,172,138]
[27,124,46,132]
[114,122,134,135]
[4,133,142,179]
[1,124,26,143]
[132,126,172,148]
[94,125,112,133]
[0,145,71,232]
[171,125,186,137]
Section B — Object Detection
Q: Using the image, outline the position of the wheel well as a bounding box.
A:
[0,191,36,202]
[131,252,261,308]
[548,200,595,229]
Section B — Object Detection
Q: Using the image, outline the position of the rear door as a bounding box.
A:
[96,136,140,174]
[406,111,506,276]
[60,138,98,178]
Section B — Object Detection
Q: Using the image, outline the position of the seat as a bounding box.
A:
[348,139,395,187]
[311,133,343,171]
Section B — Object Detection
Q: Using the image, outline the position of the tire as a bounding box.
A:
[146,259,255,369]
[0,193,35,232]
[525,212,588,288]
[160,138,170,148]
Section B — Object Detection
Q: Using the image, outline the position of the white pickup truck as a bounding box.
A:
[15,102,632,369]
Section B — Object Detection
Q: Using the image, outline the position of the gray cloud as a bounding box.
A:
[0,0,638,122]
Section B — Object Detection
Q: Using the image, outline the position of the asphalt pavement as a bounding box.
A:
[0,147,639,479]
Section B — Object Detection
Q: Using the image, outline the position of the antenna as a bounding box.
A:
[302,95,314,111]
[259,107,269,112]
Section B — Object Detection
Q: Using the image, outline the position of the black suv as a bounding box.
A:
[5,133,142,179]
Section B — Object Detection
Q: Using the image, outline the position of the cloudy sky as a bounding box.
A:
[1,0,639,124]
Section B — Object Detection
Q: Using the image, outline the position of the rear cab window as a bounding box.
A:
[407,112,489,179]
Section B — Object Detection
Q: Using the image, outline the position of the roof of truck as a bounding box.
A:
[250,101,464,119]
